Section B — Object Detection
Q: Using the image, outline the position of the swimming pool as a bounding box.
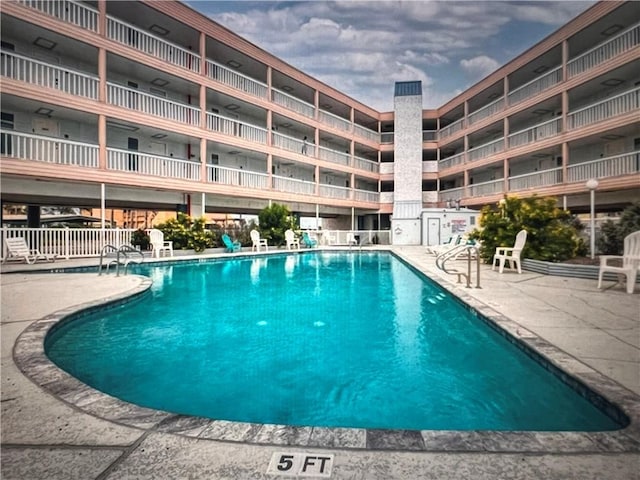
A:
[45,251,622,431]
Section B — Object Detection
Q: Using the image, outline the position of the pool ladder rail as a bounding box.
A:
[435,244,481,288]
[98,244,144,277]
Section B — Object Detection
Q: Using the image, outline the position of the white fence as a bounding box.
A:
[206,60,268,99]
[108,148,201,181]
[18,0,98,31]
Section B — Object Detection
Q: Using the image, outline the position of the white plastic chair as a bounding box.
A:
[149,229,173,258]
[2,237,56,264]
[597,230,640,294]
[285,229,300,250]
[492,229,527,274]
[250,229,268,252]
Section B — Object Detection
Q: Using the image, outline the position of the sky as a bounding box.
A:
[185,1,595,112]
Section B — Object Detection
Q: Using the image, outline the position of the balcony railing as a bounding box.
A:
[508,166,563,190]
[108,83,201,126]
[353,189,379,202]
[508,66,562,105]
[319,184,351,199]
[1,51,99,99]
[1,131,98,168]
[468,137,504,161]
[206,60,268,99]
[17,0,98,32]
[379,163,393,174]
[318,146,350,166]
[272,132,312,156]
[567,151,640,183]
[568,86,639,130]
[107,148,201,181]
[206,113,268,144]
[438,118,464,140]
[271,89,315,118]
[207,165,268,189]
[422,161,438,173]
[381,132,394,143]
[272,175,316,195]
[508,118,562,148]
[353,156,378,173]
[353,124,380,142]
[423,130,437,141]
[567,22,640,78]
[468,178,504,197]
[107,16,200,73]
[439,152,465,170]
[438,187,464,202]
[468,97,504,126]
[318,110,351,132]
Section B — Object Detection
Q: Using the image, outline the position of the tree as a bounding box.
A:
[257,203,297,246]
[469,195,586,263]
[597,201,640,255]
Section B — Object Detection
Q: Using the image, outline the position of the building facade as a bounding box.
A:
[1,0,638,237]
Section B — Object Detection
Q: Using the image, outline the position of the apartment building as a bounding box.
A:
[1,0,638,242]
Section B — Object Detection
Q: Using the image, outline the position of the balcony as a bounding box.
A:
[319,184,350,199]
[566,151,640,183]
[438,187,464,202]
[422,130,437,141]
[206,60,268,100]
[1,51,99,100]
[439,152,465,170]
[438,118,464,141]
[568,86,639,130]
[17,0,98,32]
[271,89,315,118]
[107,148,201,181]
[273,175,316,195]
[318,109,351,133]
[468,138,504,162]
[567,22,640,78]
[353,156,378,173]
[272,131,311,156]
[1,131,98,168]
[207,165,268,189]
[468,97,505,126]
[468,178,504,197]
[318,146,350,166]
[508,118,562,149]
[353,189,379,202]
[206,113,268,144]
[508,66,562,106]
[353,124,380,143]
[508,166,563,191]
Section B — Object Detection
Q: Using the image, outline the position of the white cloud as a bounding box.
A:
[460,55,501,80]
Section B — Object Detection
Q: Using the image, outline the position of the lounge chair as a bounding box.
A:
[302,232,318,248]
[285,229,300,250]
[492,229,527,274]
[149,229,173,258]
[250,229,268,252]
[3,237,57,264]
[427,234,462,255]
[597,230,640,294]
[221,234,242,253]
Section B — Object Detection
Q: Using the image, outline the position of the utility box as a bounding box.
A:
[421,208,479,246]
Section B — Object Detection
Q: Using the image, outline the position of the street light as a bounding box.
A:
[586,178,599,259]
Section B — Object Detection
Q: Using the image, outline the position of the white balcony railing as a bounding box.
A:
[272,132,313,156]
[353,124,380,142]
[1,227,134,259]
[422,161,438,173]
[508,66,562,106]
[468,178,504,197]
[207,165,269,189]
[0,130,98,168]
[107,16,200,73]
[107,148,201,181]
[423,130,437,141]
[1,51,99,99]
[568,86,640,130]
[468,97,504,126]
[567,151,640,183]
[438,118,464,140]
[353,189,379,202]
[508,118,562,148]
[318,146,350,166]
[379,163,394,175]
[108,83,201,126]
[353,156,379,173]
[17,0,98,32]
[567,22,640,78]
[438,187,465,202]
[508,166,563,190]
[206,60,268,99]
[381,132,394,144]
[319,184,351,199]
[318,110,351,132]
[439,152,465,170]
[272,175,316,195]
[206,113,268,144]
[271,89,315,118]
[468,138,505,161]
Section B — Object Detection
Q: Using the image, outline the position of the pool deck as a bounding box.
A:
[1,246,639,479]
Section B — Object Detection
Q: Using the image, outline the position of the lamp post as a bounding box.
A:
[586,178,599,259]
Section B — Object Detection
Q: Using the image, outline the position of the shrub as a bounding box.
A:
[155,213,214,252]
[257,203,297,246]
[597,201,640,255]
[131,229,150,250]
[469,195,585,263]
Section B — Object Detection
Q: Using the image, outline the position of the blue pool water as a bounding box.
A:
[45,252,620,431]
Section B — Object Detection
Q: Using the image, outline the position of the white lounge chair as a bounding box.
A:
[250,229,268,252]
[3,237,57,264]
[285,229,300,250]
[597,230,640,294]
[492,229,528,274]
[427,234,462,256]
[149,229,173,258]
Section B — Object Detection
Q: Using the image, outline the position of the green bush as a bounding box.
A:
[131,229,150,250]
[257,203,297,246]
[596,201,640,255]
[155,213,215,252]
[469,195,586,263]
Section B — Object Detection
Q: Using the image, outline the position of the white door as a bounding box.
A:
[425,217,440,246]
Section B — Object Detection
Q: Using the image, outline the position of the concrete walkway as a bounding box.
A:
[1,248,639,479]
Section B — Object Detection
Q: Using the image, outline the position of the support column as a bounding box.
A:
[101,183,106,229]
[26,205,41,228]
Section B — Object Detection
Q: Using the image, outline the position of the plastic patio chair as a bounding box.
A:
[149,229,173,258]
[285,229,300,250]
[302,232,318,248]
[2,237,57,264]
[221,234,242,253]
[250,229,268,252]
[492,229,527,274]
[597,230,640,294]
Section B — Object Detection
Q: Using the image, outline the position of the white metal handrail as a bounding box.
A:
[439,152,465,170]
[353,189,379,202]
[17,0,98,31]
[272,175,316,195]
[508,66,562,105]
[318,146,350,166]
[567,151,640,183]
[272,131,312,155]
[353,155,379,173]
[468,97,504,125]
[508,117,562,148]
[438,118,464,140]
[468,178,504,197]
[207,165,269,189]
[107,16,200,73]
[206,113,268,144]
[318,109,351,132]
[0,130,98,167]
[271,89,315,118]
[353,124,380,142]
[568,86,640,129]
[319,184,350,199]
[1,51,99,99]
[508,166,563,190]
[438,187,464,202]
[108,83,201,126]
[206,60,268,99]
[107,148,201,181]
[468,138,505,161]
